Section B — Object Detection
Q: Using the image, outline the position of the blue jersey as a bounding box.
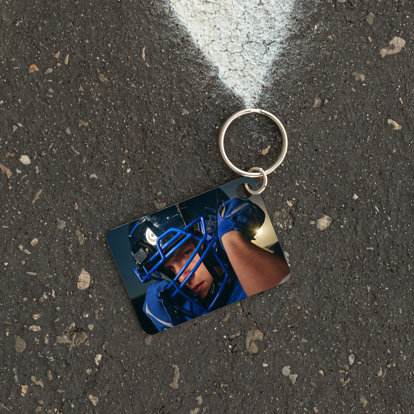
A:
[143,279,246,332]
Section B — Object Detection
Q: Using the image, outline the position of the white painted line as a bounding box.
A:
[167,0,296,105]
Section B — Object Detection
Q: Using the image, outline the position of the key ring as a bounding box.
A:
[219,108,288,194]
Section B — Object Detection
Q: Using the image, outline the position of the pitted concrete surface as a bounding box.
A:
[1,0,413,413]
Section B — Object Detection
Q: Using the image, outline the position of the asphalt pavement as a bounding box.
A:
[1,0,413,413]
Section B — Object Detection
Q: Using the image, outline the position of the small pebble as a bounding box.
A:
[88,395,98,406]
[18,244,31,255]
[0,163,12,179]
[228,331,241,340]
[245,328,264,354]
[348,353,355,365]
[57,219,66,230]
[31,376,44,388]
[313,97,323,108]
[29,325,41,332]
[76,229,85,246]
[387,119,402,130]
[30,238,39,247]
[154,200,166,210]
[94,354,102,366]
[377,366,387,378]
[169,364,180,389]
[222,312,230,322]
[21,385,28,397]
[289,374,298,385]
[77,269,91,290]
[380,36,406,58]
[78,120,89,127]
[261,145,271,155]
[282,366,291,376]
[29,64,39,73]
[32,189,42,204]
[19,155,31,165]
[366,12,375,25]
[98,73,109,83]
[316,215,332,231]
[15,335,26,353]
[360,395,368,408]
[353,72,366,81]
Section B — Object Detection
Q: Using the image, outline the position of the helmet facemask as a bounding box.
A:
[130,216,231,317]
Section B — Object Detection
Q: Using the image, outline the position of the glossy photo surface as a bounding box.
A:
[107,178,290,334]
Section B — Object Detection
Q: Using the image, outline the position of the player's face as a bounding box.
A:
[163,240,213,299]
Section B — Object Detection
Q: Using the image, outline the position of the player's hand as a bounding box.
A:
[217,198,265,241]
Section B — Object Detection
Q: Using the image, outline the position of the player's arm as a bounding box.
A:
[221,230,289,296]
[217,198,290,296]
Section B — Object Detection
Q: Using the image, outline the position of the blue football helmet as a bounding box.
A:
[129,189,233,317]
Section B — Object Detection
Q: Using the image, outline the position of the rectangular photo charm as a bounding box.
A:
[107,178,290,334]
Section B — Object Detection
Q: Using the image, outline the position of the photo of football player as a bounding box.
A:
[128,188,290,332]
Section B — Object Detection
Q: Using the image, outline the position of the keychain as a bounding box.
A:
[107,109,289,334]
[219,108,288,195]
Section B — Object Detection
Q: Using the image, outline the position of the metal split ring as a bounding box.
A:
[244,167,268,195]
[219,108,288,194]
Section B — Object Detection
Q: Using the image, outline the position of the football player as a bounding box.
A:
[129,192,289,331]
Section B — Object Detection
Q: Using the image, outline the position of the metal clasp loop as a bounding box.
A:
[218,108,288,194]
[244,167,268,195]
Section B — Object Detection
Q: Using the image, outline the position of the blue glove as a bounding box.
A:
[217,198,265,241]
[143,281,188,331]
